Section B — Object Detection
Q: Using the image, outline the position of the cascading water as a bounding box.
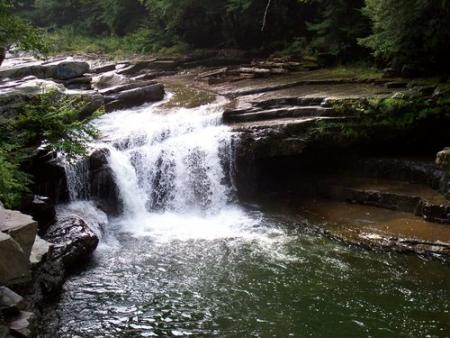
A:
[103,98,233,216]
[40,93,450,338]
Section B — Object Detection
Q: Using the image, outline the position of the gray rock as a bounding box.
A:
[91,63,116,74]
[9,311,34,338]
[0,286,24,314]
[29,235,52,266]
[105,83,165,112]
[0,232,31,286]
[0,208,37,258]
[48,61,90,80]
[0,60,90,81]
[92,72,130,90]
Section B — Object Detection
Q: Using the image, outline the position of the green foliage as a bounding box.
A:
[307,0,369,63]
[0,91,101,208]
[360,0,450,73]
[0,0,47,59]
[317,94,450,141]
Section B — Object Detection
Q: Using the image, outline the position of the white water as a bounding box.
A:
[91,98,280,242]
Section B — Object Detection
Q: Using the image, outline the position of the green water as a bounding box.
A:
[38,209,450,338]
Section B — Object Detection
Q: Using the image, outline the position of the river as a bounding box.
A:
[38,94,450,338]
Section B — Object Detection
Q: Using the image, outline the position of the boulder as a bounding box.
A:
[45,216,99,270]
[47,61,90,80]
[89,149,123,215]
[20,195,56,235]
[105,83,165,112]
[0,79,65,116]
[0,232,31,286]
[29,235,52,266]
[0,60,89,81]
[0,286,24,316]
[437,148,450,171]
[8,311,34,338]
[0,208,37,258]
[92,72,130,90]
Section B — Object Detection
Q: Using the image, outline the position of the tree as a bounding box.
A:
[0,0,47,65]
[360,0,450,74]
[307,0,369,63]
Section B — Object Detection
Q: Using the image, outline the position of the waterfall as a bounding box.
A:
[95,99,235,218]
[64,158,91,201]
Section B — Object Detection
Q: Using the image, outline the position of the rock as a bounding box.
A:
[105,83,165,112]
[89,149,122,215]
[92,72,130,90]
[46,61,90,80]
[20,195,56,235]
[91,63,116,74]
[0,60,89,81]
[45,216,99,270]
[63,75,92,90]
[29,235,52,266]
[0,208,37,258]
[0,232,31,286]
[9,311,34,338]
[436,148,450,171]
[0,325,8,338]
[99,80,158,96]
[0,78,65,115]
[0,286,24,316]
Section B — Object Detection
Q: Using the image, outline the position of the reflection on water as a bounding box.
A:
[39,208,450,338]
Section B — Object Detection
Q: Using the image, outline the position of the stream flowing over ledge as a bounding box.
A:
[1,52,450,338]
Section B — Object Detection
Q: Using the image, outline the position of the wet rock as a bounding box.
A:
[0,232,31,286]
[28,152,69,204]
[417,200,450,224]
[437,148,450,199]
[105,83,165,112]
[89,148,122,215]
[45,216,99,270]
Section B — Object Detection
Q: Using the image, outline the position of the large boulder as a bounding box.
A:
[0,208,37,258]
[105,83,165,112]
[45,61,90,80]
[0,60,90,81]
[0,232,31,286]
[89,148,122,215]
[45,216,99,270]
[92,72,130,90]
[0,78,65,116]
